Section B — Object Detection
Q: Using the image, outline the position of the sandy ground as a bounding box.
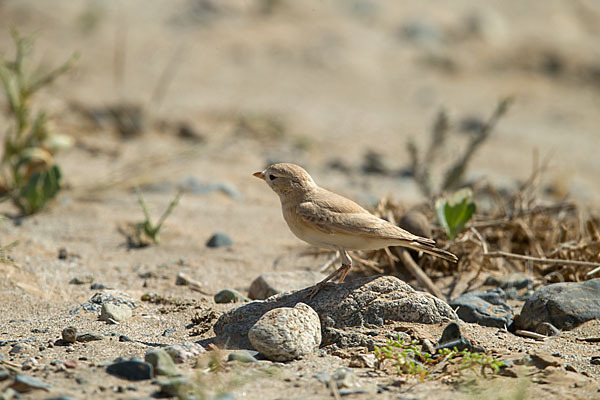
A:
[1,1,600,399]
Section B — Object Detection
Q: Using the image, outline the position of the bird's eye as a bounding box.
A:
[269,174,277,181]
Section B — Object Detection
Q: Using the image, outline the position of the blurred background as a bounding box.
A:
[1,0,599,206]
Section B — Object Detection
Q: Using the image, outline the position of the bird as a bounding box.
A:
[253,163,458,297]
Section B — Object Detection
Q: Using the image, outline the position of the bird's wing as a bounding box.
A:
[296,189,433,244]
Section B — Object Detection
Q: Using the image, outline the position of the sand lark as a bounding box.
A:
[253,163,458,296]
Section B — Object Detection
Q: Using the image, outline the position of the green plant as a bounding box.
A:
[0,240,18,264]
[373,336,504,381]
[436,188,476,240]
[135,187,182,245]
[0,29,78,214]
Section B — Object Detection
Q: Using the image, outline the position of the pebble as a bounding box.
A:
[175,272,203,290]
[21,358,37,370]
[227,351,259,363]
[535,322,560,337]
[162,328,176,337]
[436,322,483,353]
[145,349,179,377]
[0,368,10,381]
[64,359,77,369]
[119,335,134,342]
[69,275,94,285]
[248,302,321,362]
[10,374,51,393]
[591,356,600,365]
[99,303,132,322]
[206,232,233,248]
[105,358,153,381]
[76,332,103,342]
[75,291,135,314]
[9,343,31,355]
[90,283,106,290]
[248,271,328,300]
[178,177,241,200]
[62,326,78,343]
[164,342,206,363]
[154,376,193,398]
[214,289,250,304]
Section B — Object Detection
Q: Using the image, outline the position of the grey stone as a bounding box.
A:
[518,279,600,331]
[99,303,132,322]
[9,343,31,355]
[214,289,249,304]
[179,177,241,200]
[535,322,560,337]
[485,273,533,290]
[227,351,259,363]
[206,232,233,248]
[248,303,321,361]
[75,291,136,314]
[61,326,78,344]
[145,349,179,376]
[436,322,473,352]
[248,271,328,300]
[0,368,10,381]
[164,342,206,363]
[214,276,456,349]
[106,359,153,381]
[69,275,93,285]
[450,288,513,328]
[10,375,51,393]
[399,210,431,239]
[76,332,104,342]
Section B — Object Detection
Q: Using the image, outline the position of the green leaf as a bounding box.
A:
[435,188,476,240]
[16,164,62,214]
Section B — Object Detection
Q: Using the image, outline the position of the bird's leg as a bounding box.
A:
[336,250,352,283]
[305,250,352,299]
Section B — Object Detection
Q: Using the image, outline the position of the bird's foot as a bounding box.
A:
[304,281,336,300]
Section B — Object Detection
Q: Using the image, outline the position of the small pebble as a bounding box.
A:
[591,356,600,365]
[64,359,77,369]
[90,283,106,290]
[227,351,259,363]
[62,326,78,344]
[119,335,133,342]
[214,289,250,304]
[206,232,233,248]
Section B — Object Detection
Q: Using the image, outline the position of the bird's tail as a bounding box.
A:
[402,239,458,263]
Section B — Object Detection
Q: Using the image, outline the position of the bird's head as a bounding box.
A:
[253,163,317,198]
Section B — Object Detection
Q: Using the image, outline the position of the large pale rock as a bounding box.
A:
[517,279,600,331]
[214,275,456,349]
[248,303,321,361]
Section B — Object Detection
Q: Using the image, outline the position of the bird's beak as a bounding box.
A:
[253,171,265,180]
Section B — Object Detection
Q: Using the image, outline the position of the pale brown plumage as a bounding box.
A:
[253,162,457,296]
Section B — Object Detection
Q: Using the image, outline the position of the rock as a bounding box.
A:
[214,276,456,349]
[99,303,132,322]
[450,288,513,328]
[75,291,135,314]
[399,210,431,239]
[154,377,194,398]
[248,271,328,300]
[9,343,31,355]
[436,322,471,352]
[175,272,203,290]
[145,349,179,377]
[227,351,259,363]
[535,322,560,337]
[69,275,93,285]
[206,232,233,248]
[64,359,77,369]
[591,356,600,365]
[106,358,153,381]
[76,332,104,342]
[530,350,561,369]
[214,289,250,304]
[517,279,600,331]
[61,326,78,344]
[485,273,533,290]
[10,375,51,393]
[348,353,376,368]
[0,368,10,381]
[119,335,133,342]
[90,283,106,290]
[164,342,206,363]
[248,303,321,361]
[58,247,68,259]
[162,328,176,337]
[361,150,388,175]
[21,358,37,370]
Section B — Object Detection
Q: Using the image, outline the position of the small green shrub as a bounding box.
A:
[435,188,476,240]
[0,29,78,214]
[134,187,182,245]
[374,336,504,381]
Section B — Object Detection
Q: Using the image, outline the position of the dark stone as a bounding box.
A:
[10,374,51,393]
[119,335,134,342]
[58,248,68,260]
[90,283,106,290]
[450,288,513,328]
[206,232,233,248]
[106,359,153,381]
[214,276,456,349]
[214,289,249,304]
[398,210,431,239]
[517,279,600,331]
[436,322,473,352]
